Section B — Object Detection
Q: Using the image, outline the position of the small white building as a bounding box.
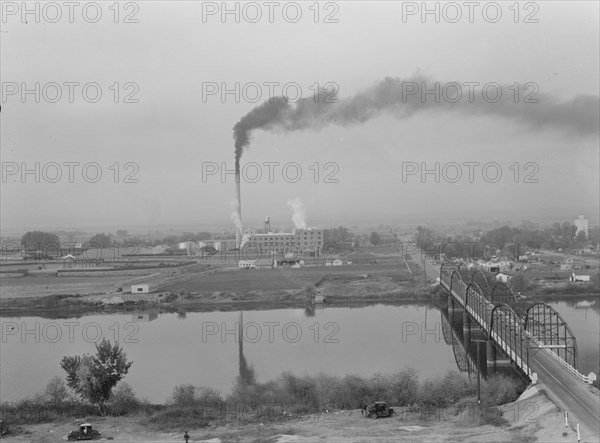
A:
[325,258,343,267]
[570,273,591,282]
[239,259,274,269]
[131,283,160,294]
[496,273,512,284]
[132,312,158,322]
[238,260,255,269]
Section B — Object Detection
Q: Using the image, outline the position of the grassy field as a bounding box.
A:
[163,262,411,293]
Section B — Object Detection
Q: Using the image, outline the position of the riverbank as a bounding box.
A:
[0,286,438,318]
[1,258,597,318]
[0,261,436,317]
[2,389,590,442]
[1,278,597,319]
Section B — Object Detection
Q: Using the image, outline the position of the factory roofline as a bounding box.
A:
[250,228,321,236]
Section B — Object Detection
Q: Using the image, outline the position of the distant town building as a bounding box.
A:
[574,215,588,238]
[480,261,511,273]
[496,273,512,284]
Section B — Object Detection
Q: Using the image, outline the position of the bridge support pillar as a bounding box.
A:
[486,340,513,370]
[462,313,485,340]
[486,340,496,370]
[448,298,463,324]
[463,312,471,342]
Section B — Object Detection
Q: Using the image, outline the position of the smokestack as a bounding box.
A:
[235,162,242,248]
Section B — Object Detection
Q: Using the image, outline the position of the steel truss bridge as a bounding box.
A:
[425,261,594,384]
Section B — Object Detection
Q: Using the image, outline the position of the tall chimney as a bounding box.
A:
[235,162,242,248]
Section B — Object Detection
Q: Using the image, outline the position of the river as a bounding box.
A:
[1,300,598,403]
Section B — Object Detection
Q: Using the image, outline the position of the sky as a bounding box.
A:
[1,1,599,233]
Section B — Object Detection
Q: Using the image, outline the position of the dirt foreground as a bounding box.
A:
[3,387,597,443]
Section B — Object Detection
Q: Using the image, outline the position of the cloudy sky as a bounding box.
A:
[1,1,598,232]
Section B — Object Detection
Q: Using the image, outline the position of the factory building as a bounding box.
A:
[245,228,324,256]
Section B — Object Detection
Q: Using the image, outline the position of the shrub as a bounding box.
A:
[44,376,69,404]
[418,372,475,407]
[481,374,522,406]
[108,382,141,415]
[169,384,197,407]
[386,369,419,405]
[279,372,318,412]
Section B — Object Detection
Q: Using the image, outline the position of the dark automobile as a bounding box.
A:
[361,401,395,419]
[67,423,101,440]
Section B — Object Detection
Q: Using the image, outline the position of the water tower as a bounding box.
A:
[264,216,271,234]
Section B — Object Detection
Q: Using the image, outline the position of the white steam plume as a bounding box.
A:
[287,198,307,229]
[230,200,243,235]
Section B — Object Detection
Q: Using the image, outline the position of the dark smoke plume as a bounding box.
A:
[232,75,599,162]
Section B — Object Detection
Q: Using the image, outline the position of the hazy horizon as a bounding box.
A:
[2,2,599,234]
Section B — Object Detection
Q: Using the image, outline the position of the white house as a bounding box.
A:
[570,273,591,282]
[496,273,512,284]
[131,283,160,294]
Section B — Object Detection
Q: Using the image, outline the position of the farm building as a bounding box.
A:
[131,283,160,294]
[569,273,591,282]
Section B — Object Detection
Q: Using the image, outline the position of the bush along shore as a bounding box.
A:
[2,369,526,432]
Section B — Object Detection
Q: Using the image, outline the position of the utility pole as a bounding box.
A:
[473,339,487,405]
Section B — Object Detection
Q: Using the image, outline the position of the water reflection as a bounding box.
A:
[1,299,597,404]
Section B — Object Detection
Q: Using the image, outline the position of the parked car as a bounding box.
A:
[67,423,101,441]
[0,420,8,436]
[361,401,395,419]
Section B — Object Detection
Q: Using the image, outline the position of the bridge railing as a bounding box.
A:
[526,332,597,384]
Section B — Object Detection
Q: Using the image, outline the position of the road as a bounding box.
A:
[530,349,600,441]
